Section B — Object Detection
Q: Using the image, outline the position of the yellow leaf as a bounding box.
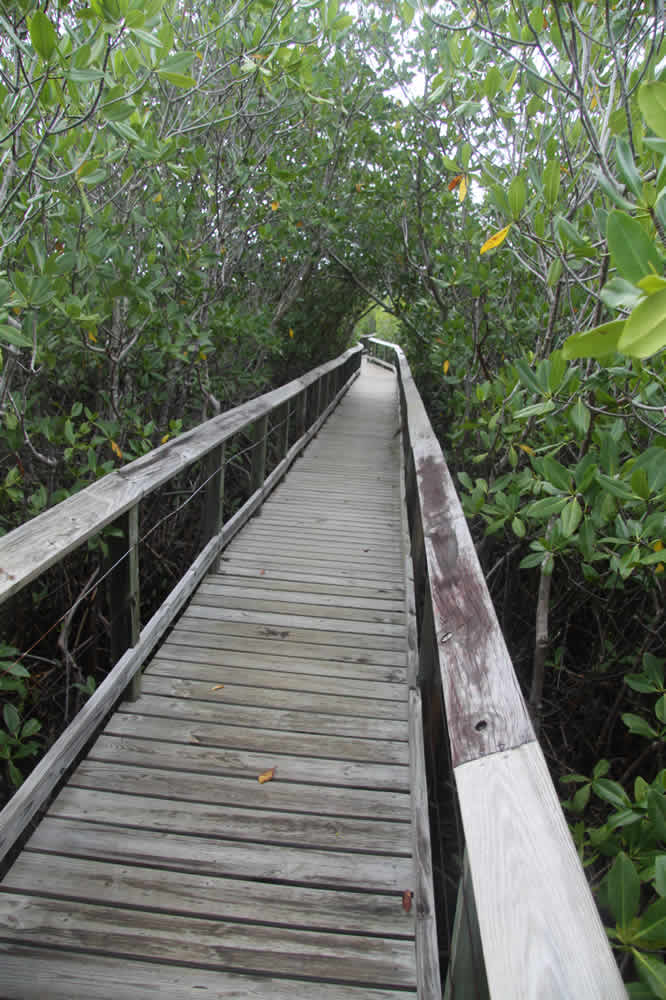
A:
[153,192,162,203]
[196,51,203,60]
[12,307,21,316]
[111,441,122,459]
[210,684,224,691]
[258,767,276,784]
[199,351,207,360]
[458,176,467,202]
[88,330,97,344]
[518,443,535,456]
[271,200,279,211]
[656,563,664,575]
[654,540,664,552]
[443,360,450,374]
[590,94,598,110]
[161,433,170,444]
[289,328,294,338]
[480,224,512,254]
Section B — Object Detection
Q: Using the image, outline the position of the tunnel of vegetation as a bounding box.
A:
[0,0,665,992]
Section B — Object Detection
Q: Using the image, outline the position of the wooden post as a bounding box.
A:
[314,375,323,419]
[203,442,226,543]
[108,504,141,700]
[276,401,290,459]
[295,388,307,441]
[250,414,268,494]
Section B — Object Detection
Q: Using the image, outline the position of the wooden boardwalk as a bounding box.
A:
[0,362,430,998]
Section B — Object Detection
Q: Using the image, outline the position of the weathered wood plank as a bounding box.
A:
[118,693,409,741]
[212,565,405,597]
[25,817,414,891]
[455,740,626,999]
[47,787,411,853]
[177,611,407,650]
[146,657,406,701]
[88,733,410,790]
[156,640,407,681]
[67,761,411,821]
[190,591,405,625]
[139,674,407,720]
[163,629,408,667]
[103,712,410,764]
[0,894,417,987]
[197,580,405,612]
[0,945,415,1000]
[3,853,414,937]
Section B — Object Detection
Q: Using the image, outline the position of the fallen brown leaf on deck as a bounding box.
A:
[191,735,201,744]
[210,684,225,691]
[402,890,413,913]
[258,767,276,784]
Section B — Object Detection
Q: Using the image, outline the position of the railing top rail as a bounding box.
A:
[365,336,626,999]
[0,345,361,604]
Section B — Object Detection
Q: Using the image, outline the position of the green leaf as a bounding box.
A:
[656,855,666,897]
[514,399,555,419]
[622,713,658,739]
[514,358,543,395]
[543,160,560,208]
[607,851,641,925]
[541,455,572,492]
[569,397,590,437]
[20,718,41,739]
[511,516,526,538]
[594,777,630,809]
[562,319,625,360]
[28,11,58,61]
[508,175,526,218]
[130,27,165,48]
[3,703,20,735]
[649,789,666,840]
[524,496,568,519]
[600,278,644,312]
[616,137,643,199]
[8,761,23,787]
[560,498,582,538]
[607,211,661,285]
[0,324,32,349]
[618,288,666,358]
[633,950,666,999]
[639,82,666,141]
[157,71,196,89]
[656,695,666,725]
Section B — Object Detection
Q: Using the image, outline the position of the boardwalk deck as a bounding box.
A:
[0,362,430,999]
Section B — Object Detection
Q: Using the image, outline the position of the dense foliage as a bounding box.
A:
[1,0,665,990]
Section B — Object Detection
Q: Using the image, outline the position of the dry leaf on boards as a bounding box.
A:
[258,767,276,784]
[210,684,225,691]
[402,890,413,913]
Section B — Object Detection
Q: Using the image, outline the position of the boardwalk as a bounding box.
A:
[0,363,428,998]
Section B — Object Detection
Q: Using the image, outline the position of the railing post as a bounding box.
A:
[444,853,489,1000]
[295,388,307,440]
[250,414,268,494]
[108,503,141,700]
[276,401,290,459]
[203,442,226,543]
[314,375,323,419]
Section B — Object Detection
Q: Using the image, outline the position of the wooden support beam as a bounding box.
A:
[250,416,268,495]
[107,506,141,700]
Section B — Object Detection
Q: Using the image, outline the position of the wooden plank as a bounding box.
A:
[181,603,406,639]
[190,592,405,625]
[139,674,407,720]
[0,894,416,988]
[174,616,407,653]
[88,733,410,790]
[0,345,361,603]
[0,945,415,999]
[223,545,403,575]
[47,787,411,854]
[67,761,412,821]
[212,566,405,597]
[118,693,409,741]
[156,640,407,681]
[2,853,415,937]
[146,657,407,701]
[104,712,410,764]
[25,817,414,891]
[164,629,407,667]
[455,740,626,999]
[408,690,441,999]
[197,580,405,612]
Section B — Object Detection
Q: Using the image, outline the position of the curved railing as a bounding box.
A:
[364,336,626,1000]
[0,346,362,862]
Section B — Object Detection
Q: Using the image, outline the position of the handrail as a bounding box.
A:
[364,337,626,999]
[0,345,362,863]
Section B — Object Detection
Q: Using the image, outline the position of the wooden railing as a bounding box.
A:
[0,345,362,863]
[363,337,627,1000]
